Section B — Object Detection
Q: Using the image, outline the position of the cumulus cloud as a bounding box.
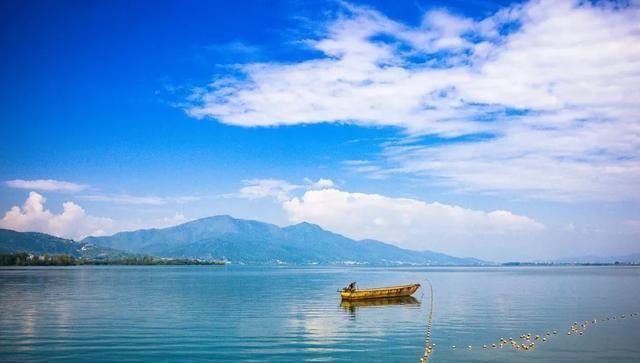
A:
[283,188,544,256]
[0,192,113,240]
[186,0,640,201]
[5,179,88,192]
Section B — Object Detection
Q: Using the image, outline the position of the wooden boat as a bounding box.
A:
[340,282,421,301]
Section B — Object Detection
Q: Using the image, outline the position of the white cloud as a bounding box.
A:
[0,192,113,240]
[186,0,640,201]
[238,179,300,202]
[160,212,187,225]
[306,177,335,189]
[5,179,88,192]
[0,193,195,239]
[113,212,190,233]
[80,194,201,205]
[238,178,336,201]
[283,188,544,256]
[201,41,261,60]
[624,219,640,232]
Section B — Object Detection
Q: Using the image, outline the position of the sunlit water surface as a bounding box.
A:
[1,266,639,362]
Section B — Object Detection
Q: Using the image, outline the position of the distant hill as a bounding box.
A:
[0,228,131,259]
[551,254,640,264]
[83,215,486,265]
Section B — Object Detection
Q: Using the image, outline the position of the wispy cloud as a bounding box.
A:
[186,0,640,201]
[193,41,263,66]
[80,194,201,206]
[341,159,387,179]
[202,41,261,58]
[112,212,190,233]
[237,179,300,202]
[624,219,640,232]
[305,177,335,190]
[236,178,335,201]
[5,179,89,192]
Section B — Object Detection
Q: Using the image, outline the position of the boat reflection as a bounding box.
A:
[340,296,420,317]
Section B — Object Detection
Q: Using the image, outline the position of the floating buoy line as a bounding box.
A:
[417,280,639,362]
[461,312,640,353]
[419,278,434,363]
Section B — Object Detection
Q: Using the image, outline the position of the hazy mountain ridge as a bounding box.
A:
[0,228,131,259]
[83,215,486,265]
[4,219,639,265]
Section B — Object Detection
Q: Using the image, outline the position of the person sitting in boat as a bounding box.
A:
[344,281,357,292]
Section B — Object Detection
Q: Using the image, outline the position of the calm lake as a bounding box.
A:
[1,265,639,362]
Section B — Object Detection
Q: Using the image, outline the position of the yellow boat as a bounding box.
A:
[340,281,421,301]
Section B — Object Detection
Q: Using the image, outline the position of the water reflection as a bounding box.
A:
[340,296,420,318]
[1,266,639,362]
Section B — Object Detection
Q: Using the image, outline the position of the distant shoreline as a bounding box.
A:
[501,262,640,267]
[0,252,226,266]
[1,253,638,268]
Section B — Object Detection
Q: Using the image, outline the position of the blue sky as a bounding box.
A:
[1,0,639,261]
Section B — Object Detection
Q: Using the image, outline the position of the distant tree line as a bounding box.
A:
[0,252,76,266]
[502,261,638,266]
[0,252,226,266]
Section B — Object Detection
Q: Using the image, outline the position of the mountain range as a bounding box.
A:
[0,228,131,259]
[5,215,635,266]
[82,215,485,265]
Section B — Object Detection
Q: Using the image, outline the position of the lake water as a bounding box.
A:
[1,266,639,362]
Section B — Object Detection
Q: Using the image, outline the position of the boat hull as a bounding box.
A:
[340,283,421,301]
